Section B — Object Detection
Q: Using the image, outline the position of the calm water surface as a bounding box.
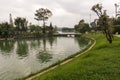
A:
[0,37,90,80]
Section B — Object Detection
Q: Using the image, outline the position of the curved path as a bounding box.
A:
[115,35,120,37]
[26,38,96,80]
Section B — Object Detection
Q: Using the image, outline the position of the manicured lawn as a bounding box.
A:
[33,34,120,80]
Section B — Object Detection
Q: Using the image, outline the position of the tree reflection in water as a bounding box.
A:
[30,39,41,49]
[16,40,28,58]
[36,51,52,63]
[75,37,90,48]
[0,40,15,55]
[36,38,53,63]
[47,37,56,49]
[0,37,90,80]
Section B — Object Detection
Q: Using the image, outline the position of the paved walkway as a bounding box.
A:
[26,38,96,80]
[115,35,120,37]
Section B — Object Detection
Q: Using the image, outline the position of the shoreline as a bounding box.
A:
[25,37,96,80]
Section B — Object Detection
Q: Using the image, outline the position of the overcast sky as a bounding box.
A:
[0,0,120,27]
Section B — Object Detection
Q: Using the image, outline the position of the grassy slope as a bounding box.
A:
[33,34,120,80]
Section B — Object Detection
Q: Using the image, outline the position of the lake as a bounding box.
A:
[0,37,90,80]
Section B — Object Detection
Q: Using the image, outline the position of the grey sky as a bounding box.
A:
[0,0,120,27]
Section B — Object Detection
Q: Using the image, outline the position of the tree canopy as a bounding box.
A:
[14,17,28,32]
[74,19,90,33]
[91,3,113,43]
[34,8,52,34]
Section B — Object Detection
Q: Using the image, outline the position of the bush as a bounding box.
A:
[113,25,120,34]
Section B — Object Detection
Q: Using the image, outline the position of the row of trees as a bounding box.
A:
[0,8,56,39]
[0,21,56,38]
[0,22,14,38]
[90,16,120,34]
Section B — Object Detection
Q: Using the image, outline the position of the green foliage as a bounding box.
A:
[33,34,120,80]
[0,22,14,38]
[34,8,52,34]
[48,22,54,35]
[29,25,42,33]
[34,8,52,21]
[0,8,54,38]
[91,4,113,43]
[112,17,120,34]
[14,17,28,32]
[0,40,15,53]
[113,25,120,34]
[113,17,120,25]
[16,40,28,58]
[62,27,74,32]
[90,19,102,32]
[37,51,52,63]
[74,19,90,33]
[54,25,58,33]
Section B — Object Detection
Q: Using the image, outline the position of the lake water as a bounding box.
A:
[0,37,90,80]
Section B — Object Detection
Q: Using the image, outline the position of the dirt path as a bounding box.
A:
[115,35,120,37]
[26,38,96,80]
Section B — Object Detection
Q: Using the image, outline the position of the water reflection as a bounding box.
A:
[36,37,54,63]
[75,37,90,48]
[43,38,47,51]
[0,37,90,80]
[37,51,52,63]
[0,40,15,55]
[0,37,90,60]
[47,37,56,49]
[30,39,41,49]
[16,40,28,58]
[0,37,56,59]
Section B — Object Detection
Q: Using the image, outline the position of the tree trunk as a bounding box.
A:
[104,30,112,44]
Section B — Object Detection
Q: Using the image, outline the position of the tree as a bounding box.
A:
[90,19,101,32]
[14,17,28,32]
[21,18,28,32]
[74,19,90,33]
[112,17,120,34]
[54,25,58,33]
[14,17,21,31]
[0,22,14,39]
[34,8,52,34]
[49,22,53,35]
[29,25,42,33]
[113,17,120,25]
[91,4,113,43]
[62,27,74,32]
[113,25,120,34]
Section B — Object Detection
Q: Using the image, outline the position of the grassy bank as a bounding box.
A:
[33,34,120,80]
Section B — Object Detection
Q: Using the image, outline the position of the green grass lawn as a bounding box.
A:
[33,34,120,80]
